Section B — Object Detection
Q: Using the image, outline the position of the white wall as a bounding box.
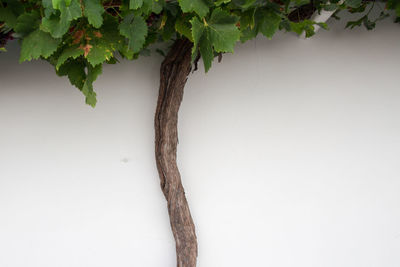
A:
[1,14,400,267]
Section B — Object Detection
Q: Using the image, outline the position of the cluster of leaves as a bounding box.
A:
[343,0,395,30]
[0,0,397,106]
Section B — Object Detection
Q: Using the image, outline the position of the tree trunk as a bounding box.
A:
[154,38,197,267]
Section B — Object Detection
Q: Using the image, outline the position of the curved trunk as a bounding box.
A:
[154,38,197,267]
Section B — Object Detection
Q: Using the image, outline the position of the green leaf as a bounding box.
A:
[190,17,213,71]
[317,22,328,30]
[57,59,86,89]
[239,9,255,29]
[82,64,102,107]
[151,0,163,14]
[323,3,338,11]
[2,0,24,14]
[84,89,97,107]
[240,26,257,42]
[119,14,148,53]
[387,0,400,16]
[83,0,104,28]
[58,59,101,107]
[52,0,63,9]
[199,31,214,72]
[14,11,40,37]
[83,18,119,67]
[362,16,375,30]
[258,9,281,39]
[161,15,177,40]
[86,41,114,67]
[0,7,18,28]
[215,0,231,6]
[232,0,257,9]
[101,14,125,50]
[119,45,135,59]
[41,17,67,38]
[175,17,193,42]
[295,0,310,6]
[207,8,240,52]
[191,9,239,71]
[190,16,205,61]
[239,9,257,42]
[41,0,81,38]
[304,26,315,37]
[20,29,61,63]
[345,15,365,29]
[130,0,144,9]
[346,0,362,8]
[51,0,72,8]
[42,0,57,17]
[178,0,209,17]
[56,46,84,70]
[140,0,163,15]
[290,20,316,37]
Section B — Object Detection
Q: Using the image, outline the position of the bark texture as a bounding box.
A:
[154,38,197,267]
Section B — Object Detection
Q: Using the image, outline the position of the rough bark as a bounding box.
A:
[154,38,197,267]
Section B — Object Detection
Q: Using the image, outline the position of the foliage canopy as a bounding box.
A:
[0,0,398,106]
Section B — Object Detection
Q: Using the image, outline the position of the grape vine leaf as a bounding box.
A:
[57,59,86,89]
[86,39,114,67]
[191,15,205,60]
[232,0,258,9]
[82,64,102,107]
[387,0,400,16]
[215,0,231,6]
[191,8,240,71]
[178,0,209,18]
[137,0,162,15]
[41,0,81,38]
[14,11,40,37]
[57,59,101,107]
[3,0,397,108]
[238,9,258,42]
[290,20,317,37]
[199,32,213,72]
[119,14,148,53]
[175,17,194,42]
[258,9,281,39]
[51,0,73,9]
[0,7,18,28]
[56,46,84,70]
[51,0,61,9]
[207,8,240,52]
[83,0,104,28]
[42,0,57,17]
[101,14,125,50]
[130,0,144,9]
[20,29,61,62]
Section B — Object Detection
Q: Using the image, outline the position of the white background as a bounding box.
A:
[1,12,400,267]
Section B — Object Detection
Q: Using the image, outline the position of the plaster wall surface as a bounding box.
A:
[1,13,400,267]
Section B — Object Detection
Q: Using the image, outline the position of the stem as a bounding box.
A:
[154,38,198,267]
